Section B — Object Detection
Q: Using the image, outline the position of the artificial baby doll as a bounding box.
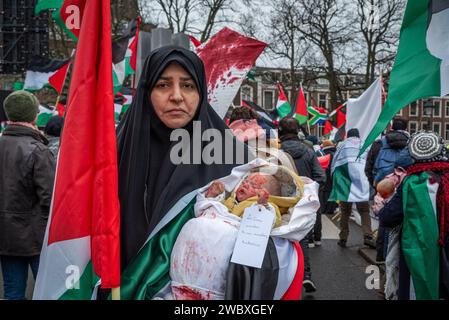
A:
[169,166,308,300]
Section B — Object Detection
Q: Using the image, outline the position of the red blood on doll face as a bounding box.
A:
[236,174,270,202]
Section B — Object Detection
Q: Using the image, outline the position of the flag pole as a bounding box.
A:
[111,287,120,300]
[54,49,76,116]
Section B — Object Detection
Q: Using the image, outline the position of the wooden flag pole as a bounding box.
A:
[111,287,120,300]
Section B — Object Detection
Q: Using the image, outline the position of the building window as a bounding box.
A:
[423,101,432,117]
[421,121,430,131]
[264,90,274,110]
[241,86,253,104]
[397,108,403,116]
[318,94,327,109]
[433,100,441,117]
[446,101,449,117]
[409,121,418,134]
[446,124,449,141]
[433,122,441,135]
[409,101,418,116]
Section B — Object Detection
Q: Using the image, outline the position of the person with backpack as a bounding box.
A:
[365,117,414,262]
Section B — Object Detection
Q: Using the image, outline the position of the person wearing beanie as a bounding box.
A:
[0,90,56,300]
[379,131,449,300]
[330,127,375,249]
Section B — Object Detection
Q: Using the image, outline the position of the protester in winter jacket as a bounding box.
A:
[365,117,413,262]
[317,140,338,234]
[280,118,326,184]
[279,116,326,293]
[365,117,412,187]
[0,90,56,300]
[44,115,64,158]
[379,131,449,300]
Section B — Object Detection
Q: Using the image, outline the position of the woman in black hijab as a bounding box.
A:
[116,46,251,297]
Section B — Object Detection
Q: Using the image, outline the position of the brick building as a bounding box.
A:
[232,66,449,140]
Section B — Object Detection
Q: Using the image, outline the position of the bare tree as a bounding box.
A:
[265,0,310,103]
[355,0,405,88]
[139,0,235,42]
[297,0,353,110]
[111,0,141,34]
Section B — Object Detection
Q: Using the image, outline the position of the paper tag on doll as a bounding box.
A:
[230,205,275,268]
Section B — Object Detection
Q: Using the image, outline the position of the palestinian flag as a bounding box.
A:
[346,77,382,142]
[322,120,334,139]
[337,109,346,129]
[53,0,86,42]
[307,106,327,126]
[242,99,275,126]
[37,105,57,127]
[23,56,70,93]
[333,124,346,143]
[294,85,308,125]
[35,0,62,14]
[329,137,370,202]
[276,83,291,118]
[361,0,449,155]
[114,89,133,123]
[33,0,120,300]
[112,19,139,94]
[401,172,440,300]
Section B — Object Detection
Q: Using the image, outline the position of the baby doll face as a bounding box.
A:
[377,179,395,199]
[236,173,281,202]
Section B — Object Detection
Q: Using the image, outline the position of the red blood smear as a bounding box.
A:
[197,27,266,94]
[174,286,205,300]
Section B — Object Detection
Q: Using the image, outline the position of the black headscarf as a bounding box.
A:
[117,46,251,269]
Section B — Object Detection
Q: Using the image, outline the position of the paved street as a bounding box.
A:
[302,214,382,300]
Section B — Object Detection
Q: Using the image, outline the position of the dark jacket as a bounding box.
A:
[365,130,410,186]
[280,134,326,185]
[321,146,337,193]
[0,125,56,256]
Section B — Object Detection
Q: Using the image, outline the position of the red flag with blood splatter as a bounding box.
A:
[197,27,267,119]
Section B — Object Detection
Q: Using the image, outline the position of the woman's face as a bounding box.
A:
[151,62,200,129]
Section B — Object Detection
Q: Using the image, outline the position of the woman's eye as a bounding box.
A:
[156,82,169,88]
[182,83,195,89]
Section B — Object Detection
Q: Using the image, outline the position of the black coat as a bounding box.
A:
[0,125,56,256]
[280,134,326,185]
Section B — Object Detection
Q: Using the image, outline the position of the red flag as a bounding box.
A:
[48,60,71,95]
[294,85,308,125]
[128,16,141,72]
[323,120,333,138]
[197,27,266,118]
[337,110,346,129]
[189,35,202,48]
[48,0,120,288]
[56,101,65,117]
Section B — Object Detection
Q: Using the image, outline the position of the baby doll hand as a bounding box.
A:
[255,189,270,206]
[205,180,225,198]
